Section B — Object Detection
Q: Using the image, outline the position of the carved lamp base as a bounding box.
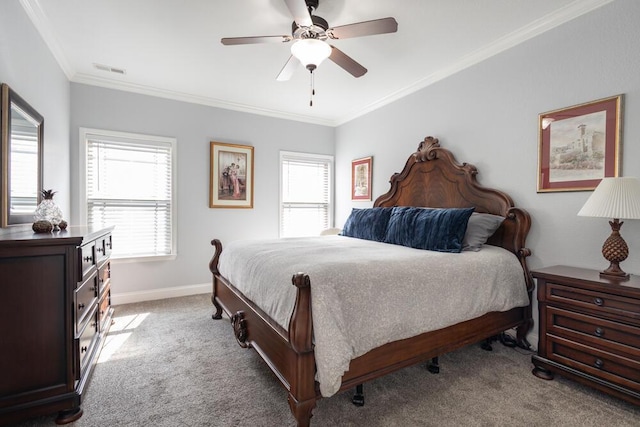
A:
[600,218,630,281]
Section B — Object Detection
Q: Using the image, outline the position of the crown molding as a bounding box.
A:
[71,73,337,126]
[20,0,74,80]
[335,0,615,126]
[22,0,613,128]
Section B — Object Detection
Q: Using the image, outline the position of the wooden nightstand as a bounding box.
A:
[531,265,640,406]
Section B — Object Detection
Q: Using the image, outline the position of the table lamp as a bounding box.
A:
[577,177,640,280]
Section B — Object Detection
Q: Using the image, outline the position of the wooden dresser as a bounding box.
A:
[0,225,114,425]
[532,265,640,405]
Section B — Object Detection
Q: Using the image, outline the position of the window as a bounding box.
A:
[80,128,176,260]
[280,151,333,237]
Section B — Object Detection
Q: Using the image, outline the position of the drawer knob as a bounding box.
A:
[594,327,604,337]
[594,359,604,369]
[97,247,104,253]
[81,346,88,353]
[593,297,604,306]
[83,255,93,263]
[78,303,85,310]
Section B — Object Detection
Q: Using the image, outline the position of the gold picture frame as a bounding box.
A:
[351,156,372,201]
[537,95,622,192]
[210,141,254,208]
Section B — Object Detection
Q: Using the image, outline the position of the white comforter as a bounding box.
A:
[218,235,529,397]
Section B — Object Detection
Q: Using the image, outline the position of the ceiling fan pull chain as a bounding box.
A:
[309,71,315,107]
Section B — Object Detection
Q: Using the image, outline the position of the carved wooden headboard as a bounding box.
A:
[374,137,533,291]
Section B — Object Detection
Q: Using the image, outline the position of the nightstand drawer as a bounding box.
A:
[548,335,640,391]
[547,306,640,357]
[546,283,640,322]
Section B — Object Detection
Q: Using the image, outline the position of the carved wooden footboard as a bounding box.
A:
[209,137,534,426]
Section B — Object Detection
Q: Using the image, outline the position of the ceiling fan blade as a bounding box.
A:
[328,17,398,39]
[284,0,312,27]
[276,56,299,81]
[328,46,367,78]
[221,35,292,45]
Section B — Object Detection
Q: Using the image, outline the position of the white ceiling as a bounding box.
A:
[22,0,612,126]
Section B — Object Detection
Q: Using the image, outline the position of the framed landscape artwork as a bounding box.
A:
[351,156,372,201]
[537,95,622,192]
[210,141,254,208]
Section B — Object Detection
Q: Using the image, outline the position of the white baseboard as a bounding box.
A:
[112,283,210,306]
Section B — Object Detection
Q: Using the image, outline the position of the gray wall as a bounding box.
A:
[3,0,639,325]
[0,1,70,215]
[335,0,640,342]
[70,84,335,297]
[336,0,640,274]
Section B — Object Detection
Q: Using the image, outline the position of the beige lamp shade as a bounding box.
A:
[578,177,640,219]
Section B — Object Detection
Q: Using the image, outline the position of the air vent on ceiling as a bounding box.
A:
[93,63,126,74]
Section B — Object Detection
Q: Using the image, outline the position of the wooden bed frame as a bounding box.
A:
[209,137,534,426]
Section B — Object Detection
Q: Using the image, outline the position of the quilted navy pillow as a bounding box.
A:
[341,207,394,242]
[384,206,475,252]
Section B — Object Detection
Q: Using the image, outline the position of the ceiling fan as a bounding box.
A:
[221,0,398,81]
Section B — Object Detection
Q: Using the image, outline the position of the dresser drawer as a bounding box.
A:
[95,235,112,266]
[78,241,97,281]
[77,307,99,377]
[547,306,640,358]
[546,283,640,322]
[75,273,98,331]
[548,335,640,391]
[98,261,111,295]
[98,284,112,332]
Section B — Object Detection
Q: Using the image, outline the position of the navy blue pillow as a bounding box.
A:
[384,207,475,253]
[341,207,394,242]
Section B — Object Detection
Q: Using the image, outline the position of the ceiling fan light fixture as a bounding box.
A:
[291,39,331,71]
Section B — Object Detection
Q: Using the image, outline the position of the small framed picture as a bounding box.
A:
[537,95,622,192]
[210,141,254,208]
[351,156,372,201]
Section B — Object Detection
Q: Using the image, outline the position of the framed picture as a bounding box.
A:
[351,156,372,201]
[210,141,254,208]
[537,95,622,192]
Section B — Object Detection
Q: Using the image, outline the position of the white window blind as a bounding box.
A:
[280,151,333,237]
[82,129,176,259]
[9,117,39,214]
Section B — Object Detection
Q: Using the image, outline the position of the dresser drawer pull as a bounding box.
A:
[97,247,104,254]
[594,359,604,369]
[81,346,88,353]
[83,255,93,263]
[594,327,604,337]
[78,303,85,310]
[593,297,604,306]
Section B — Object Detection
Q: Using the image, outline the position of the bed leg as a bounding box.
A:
[352,384,365,407]
[288,394,316,427]
[515,319,533,350]
[210,294,223,319]
[427,356,440,374]
[481,336,496,351]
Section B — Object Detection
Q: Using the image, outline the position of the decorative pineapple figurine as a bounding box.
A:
[34,189,64,230]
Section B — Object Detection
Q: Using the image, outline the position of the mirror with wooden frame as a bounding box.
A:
[1,83,43,227]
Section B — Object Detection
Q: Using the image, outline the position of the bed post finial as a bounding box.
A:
[415,136,440,162]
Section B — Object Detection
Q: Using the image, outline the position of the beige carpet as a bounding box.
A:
[12,294,640,426]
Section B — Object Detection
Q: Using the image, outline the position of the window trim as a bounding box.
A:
[279,150,334,238]
[79,127,178,262]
